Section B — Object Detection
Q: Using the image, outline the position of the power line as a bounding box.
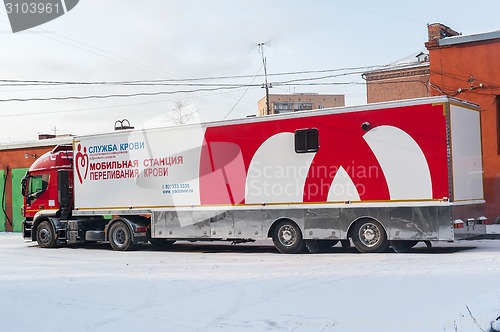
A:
[0,67,373,104]
[0,87,251,118]
[0,86,246,103]
[0,78,436,104]
[0,77,439,119]
[0,62,447,120]
[223,64,263,120]
[0,63,417,87]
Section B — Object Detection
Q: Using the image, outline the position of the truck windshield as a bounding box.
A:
[28,174,50,199]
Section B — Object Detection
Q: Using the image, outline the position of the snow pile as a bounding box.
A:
[1,233,500,331]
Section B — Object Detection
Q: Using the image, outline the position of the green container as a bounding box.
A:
[0,170,5,232]
[11,168,28,232]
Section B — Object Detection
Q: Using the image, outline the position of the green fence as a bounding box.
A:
[11,168,28,232]
[0,170,5,232]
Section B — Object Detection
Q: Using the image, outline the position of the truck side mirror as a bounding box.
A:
[21,177,27,197]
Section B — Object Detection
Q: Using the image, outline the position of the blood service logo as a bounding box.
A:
[75,143,89,184]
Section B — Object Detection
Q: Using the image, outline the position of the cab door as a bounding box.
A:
[24,172,54,217]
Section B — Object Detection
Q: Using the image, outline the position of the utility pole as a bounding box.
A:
[258,43,272,115]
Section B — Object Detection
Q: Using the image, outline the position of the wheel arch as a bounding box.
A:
[104,215,150,242]
[31,211,59,241]
[32,217,51,242]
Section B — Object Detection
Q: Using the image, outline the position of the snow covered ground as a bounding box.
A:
[1,232,500,332]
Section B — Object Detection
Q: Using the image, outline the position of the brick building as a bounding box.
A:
[258,93,345,116]
[0,137,72,232]
[363,23,500,221]
[425,24,500,221]
[362,51,431,103]
[363,24,461,104]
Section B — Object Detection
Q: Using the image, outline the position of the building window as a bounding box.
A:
[299,103,313,110]
[294,129,319,153]
[274,103,292,114]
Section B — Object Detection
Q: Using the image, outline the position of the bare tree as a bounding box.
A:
[168,101,198,125]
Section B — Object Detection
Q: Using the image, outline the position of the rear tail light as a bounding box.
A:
[453,220,464,229]
[476,216,488,225]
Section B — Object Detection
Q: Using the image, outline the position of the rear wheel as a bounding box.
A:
[352,219,389,253]
[272,220,306,254]
[36,221,57,248]
[109,221,134,251]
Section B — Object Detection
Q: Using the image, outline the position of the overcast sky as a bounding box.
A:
[0,0,498,142]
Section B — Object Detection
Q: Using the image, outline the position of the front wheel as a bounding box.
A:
[272,220,306,254]
[109,221,134,251]
[36,220,57,248]
[352,219,389,253]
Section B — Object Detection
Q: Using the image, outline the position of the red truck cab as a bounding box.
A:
[22,144,148,249]
[22,145,74,240]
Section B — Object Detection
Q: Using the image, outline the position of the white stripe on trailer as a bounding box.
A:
[363,125,432,200]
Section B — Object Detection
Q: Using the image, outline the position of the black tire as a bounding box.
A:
[352,219,389,253]
[109,221,134,251]
[149,239,176,249]
[391,240,418,253]
[272,220,306,254]
[36,220,57,248]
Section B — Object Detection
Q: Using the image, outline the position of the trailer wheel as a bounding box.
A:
[36,221,57,248]
[109,221,134,251]
[272,220,306,254]
[352,219,389,253]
